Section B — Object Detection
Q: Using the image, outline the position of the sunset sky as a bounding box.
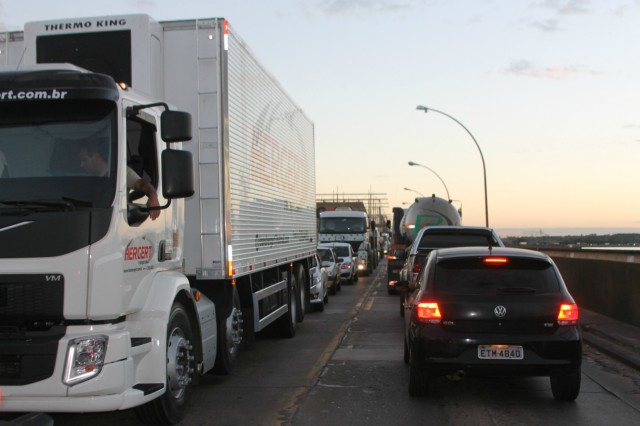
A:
[1,0,638,235]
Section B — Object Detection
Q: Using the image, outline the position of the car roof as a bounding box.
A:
[317,244,336,250]
[433,246,552,262]
[419,226,498,235]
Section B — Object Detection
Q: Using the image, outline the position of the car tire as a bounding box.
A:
[295,265,307,323]
[399,295,405,318]
[354,272,359,282]
[550,369,581,401]
[408,345,429,397]
[403,338,410,365]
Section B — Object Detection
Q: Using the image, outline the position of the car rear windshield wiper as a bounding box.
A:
[497,286,537,294]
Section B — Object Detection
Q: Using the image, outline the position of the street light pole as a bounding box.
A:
[407,161,451,201]
[403,187,424,197]
[416,105,489,227]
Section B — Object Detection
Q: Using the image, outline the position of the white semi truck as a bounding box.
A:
[0,14,316,424]
[318,210,378,276]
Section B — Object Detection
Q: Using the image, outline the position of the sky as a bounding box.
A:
[1,0,639,235]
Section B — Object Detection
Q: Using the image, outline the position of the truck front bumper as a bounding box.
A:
[0,324,165,413]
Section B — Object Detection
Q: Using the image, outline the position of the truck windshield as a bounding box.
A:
[319,217,366,233]
[0,100,117,208]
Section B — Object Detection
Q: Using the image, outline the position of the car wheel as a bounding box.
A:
[354,272,359,282]
[337,278,341,292]
[324,288,329,304]
[295,265,307,323]
[399,295,405,318]
[550,369,581,401]
[403,337,410,365]
[408,344,429,397]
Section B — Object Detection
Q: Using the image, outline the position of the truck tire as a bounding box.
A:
[277,271,298,338]
[135,301,194,425]
[213,287,242,374]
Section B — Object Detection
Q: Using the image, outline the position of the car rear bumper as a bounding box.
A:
[411,325,582,377]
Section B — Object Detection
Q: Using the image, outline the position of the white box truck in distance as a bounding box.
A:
[0,14,316,424]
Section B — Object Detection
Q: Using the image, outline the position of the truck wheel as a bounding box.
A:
[277,271,298,338]
[213,288,242,374]
[135,301,194,425]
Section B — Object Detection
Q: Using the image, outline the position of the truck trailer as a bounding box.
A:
[0,14,316,424]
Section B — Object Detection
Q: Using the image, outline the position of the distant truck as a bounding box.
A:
[318,210,379,276]
[387,195,461,293]
[0,14,315,424]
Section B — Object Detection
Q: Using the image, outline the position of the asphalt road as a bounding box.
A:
[3,260,640,425]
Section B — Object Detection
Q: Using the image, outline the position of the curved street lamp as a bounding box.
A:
[416,105,489,227]
[403,187,424,197]
[407,161,451,201]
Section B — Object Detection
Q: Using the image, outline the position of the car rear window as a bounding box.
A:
[417,234,496,251]
[333,246,351,257]
[433,257,560,295]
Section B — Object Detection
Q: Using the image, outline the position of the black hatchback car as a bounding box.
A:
[397,246,582,400]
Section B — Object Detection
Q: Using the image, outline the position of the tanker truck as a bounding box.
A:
[386,194,461,293]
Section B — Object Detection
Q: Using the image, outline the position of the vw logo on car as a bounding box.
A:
[494,305,507,318]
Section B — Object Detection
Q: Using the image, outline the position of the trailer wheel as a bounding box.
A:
[277,271,298,338]
[213,287,242,374]
[135,301,194,425]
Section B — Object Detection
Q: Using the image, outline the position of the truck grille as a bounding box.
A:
[0,274,65,385]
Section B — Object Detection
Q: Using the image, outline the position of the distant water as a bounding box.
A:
[495,227,640,237]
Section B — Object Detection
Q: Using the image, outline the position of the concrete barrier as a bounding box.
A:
[541,248,640,328]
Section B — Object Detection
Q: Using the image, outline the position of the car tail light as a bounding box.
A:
[415,302,441,324]
[412,263,422,274]
[557,303,579,325]
[341,263,350,269]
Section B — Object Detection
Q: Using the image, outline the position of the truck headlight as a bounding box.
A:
[63,336,108,385]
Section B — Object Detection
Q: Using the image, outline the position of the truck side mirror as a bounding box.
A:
[162,149,195,198]
[161,110,192,143]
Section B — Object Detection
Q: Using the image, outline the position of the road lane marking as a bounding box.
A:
[273,266,382,426]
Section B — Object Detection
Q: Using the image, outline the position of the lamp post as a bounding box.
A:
[416,105,489,227]
[407,161,451,201]
[403,187,424,197]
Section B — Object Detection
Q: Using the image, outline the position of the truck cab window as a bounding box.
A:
[126,116,158,189]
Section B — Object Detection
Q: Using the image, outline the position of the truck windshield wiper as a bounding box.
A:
[497,286,537,294]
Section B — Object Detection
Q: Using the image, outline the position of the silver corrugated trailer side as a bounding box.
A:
[162,18,316,357]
